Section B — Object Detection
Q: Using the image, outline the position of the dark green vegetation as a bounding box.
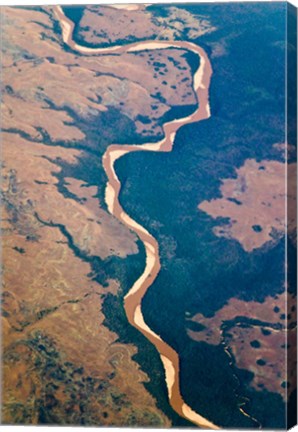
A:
[114,2,290,428]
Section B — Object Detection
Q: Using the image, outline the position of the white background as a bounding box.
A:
[0,0,297,431]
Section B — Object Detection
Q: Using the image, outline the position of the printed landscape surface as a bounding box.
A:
[1,2,297,429]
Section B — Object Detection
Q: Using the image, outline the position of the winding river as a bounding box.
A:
[55,6,218,429]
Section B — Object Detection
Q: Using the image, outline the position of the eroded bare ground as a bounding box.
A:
[193,155,297,401]
[0,3,216,425]
[187,292,297,400]
[75,4,216,46]
[198,158,297,252]
[1,6,213,141]
[2,136,172,425]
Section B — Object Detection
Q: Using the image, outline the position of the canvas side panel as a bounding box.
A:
[287,2,297,429]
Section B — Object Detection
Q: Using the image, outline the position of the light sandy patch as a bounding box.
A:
[170,132,176,141]
[109,4,142,11]
[125,242,156,299]
[105,183,115,214]
[182,404,219,429]
[206,103,211,117]
[75,43,121,54]
[128,42,175,52]
[193,57,205,90]
[178,115,193,123]
[61,20,72,38]
[134,305,162,341]
[110,149,129,163]
[125,271,148,299]
[145,241,156,255]
[141,140,164,151]
[120,211,151,237]
[161,355,175,398]
[144,242,157,270]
